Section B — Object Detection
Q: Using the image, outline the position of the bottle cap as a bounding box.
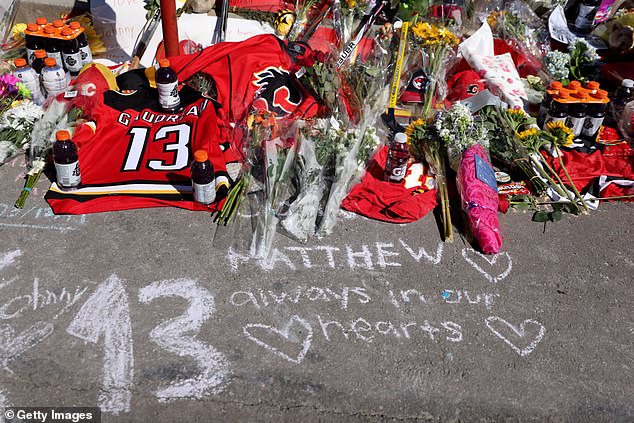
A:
[35,49,47,58]
[44,58,57,67]
[27,23,39,32]
[69,21,81,30]
[56,130,71,141]
[593,89,608,99]
[35,17,48,26]
[394,132,408,144]
[13,58,27,68]
[193,150,208,162]
[550,81,563,90]
[43,26,56,34]
[568,81,581,90]
[586,81,600,91]
[622,79,634,88]
[159,59,171,68]
[61,27,73,36]
[572,89,589,100]
[52,20,64,28]
[557,89,571,99]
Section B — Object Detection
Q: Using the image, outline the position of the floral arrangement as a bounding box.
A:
[545,50,570,81]
[0,100,42,164]
[409,21,460,116]
[406,116,452,241]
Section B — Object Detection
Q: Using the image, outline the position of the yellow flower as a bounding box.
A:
[506,108,526,118]
[545,120,572,134]
[487,11,503,29]
[517,127,538,139]
[11,23,26,40]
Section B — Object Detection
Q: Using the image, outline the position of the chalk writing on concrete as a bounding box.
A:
[67,275,134,415]
[227,240,449,272]
[139,279,230,401]
[0,278,88,320]
[0,203,86,233]
[462,249,513,284]
[243,315,313,364]
[485,316,546,357]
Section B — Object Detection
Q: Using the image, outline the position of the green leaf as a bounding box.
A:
[550,210,563,221]
[532,211,550,222]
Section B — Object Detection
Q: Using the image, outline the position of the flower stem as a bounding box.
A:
[555,149,590,213]
[528,154,576,204]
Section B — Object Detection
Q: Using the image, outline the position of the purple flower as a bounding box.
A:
[0,74,19,97]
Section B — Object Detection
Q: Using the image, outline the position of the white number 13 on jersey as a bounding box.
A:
[122,123,191,172]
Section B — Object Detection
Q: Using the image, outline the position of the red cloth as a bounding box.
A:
[545,143,634,200]
[341,146,437,223]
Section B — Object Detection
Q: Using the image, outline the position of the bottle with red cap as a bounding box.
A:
[13,58,45,106]
[567,89,589,137]
[582,90,609,141]
[544,90,570,126]
[41,58,68,97]
[60,27,82,76]
[537,81,563,127]
[35,17,48,29]
[31,49,47,74]
[191,150,216,204]
[53,130,81,189]
[25,23,45,65]
[43,25,63,67]
[69,21,93,66]
[156,59,181,113]
[384,132,410,183]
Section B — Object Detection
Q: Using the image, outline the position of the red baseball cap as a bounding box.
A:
[446,70,486,103]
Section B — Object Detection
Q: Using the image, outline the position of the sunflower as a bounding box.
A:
[545,120,575,147]
[517,127,538,139]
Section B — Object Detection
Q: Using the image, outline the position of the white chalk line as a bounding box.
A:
[485,316,546,357]
[0,223,78,232]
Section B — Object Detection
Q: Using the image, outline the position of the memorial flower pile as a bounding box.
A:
[1,0,634,255]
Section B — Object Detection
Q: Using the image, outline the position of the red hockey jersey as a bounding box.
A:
[168,34,319,124]
[46,86,238,214]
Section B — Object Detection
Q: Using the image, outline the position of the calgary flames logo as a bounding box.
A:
[252,67,302,116]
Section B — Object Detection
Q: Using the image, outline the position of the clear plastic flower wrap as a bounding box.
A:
[279,122,326,242]
[483,0,551,76]
[405,19,461,116]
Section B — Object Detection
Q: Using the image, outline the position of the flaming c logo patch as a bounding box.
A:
[252,67,302,116]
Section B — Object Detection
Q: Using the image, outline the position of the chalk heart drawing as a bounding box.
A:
[462,249,513,284]
[485,316,546,357]
[243,315,313,364]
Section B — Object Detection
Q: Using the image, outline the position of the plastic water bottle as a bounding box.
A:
[25,23,45,65]
[60,27,83,76]
[53,130,81,189]
[31,49,47,74]
[13,58,45,106]
[384,132,409,183]
[41,58,68,97]
[69,21,92,66]
[156,59,181,113]
[43,26,63,67]
[191,150,216,204]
